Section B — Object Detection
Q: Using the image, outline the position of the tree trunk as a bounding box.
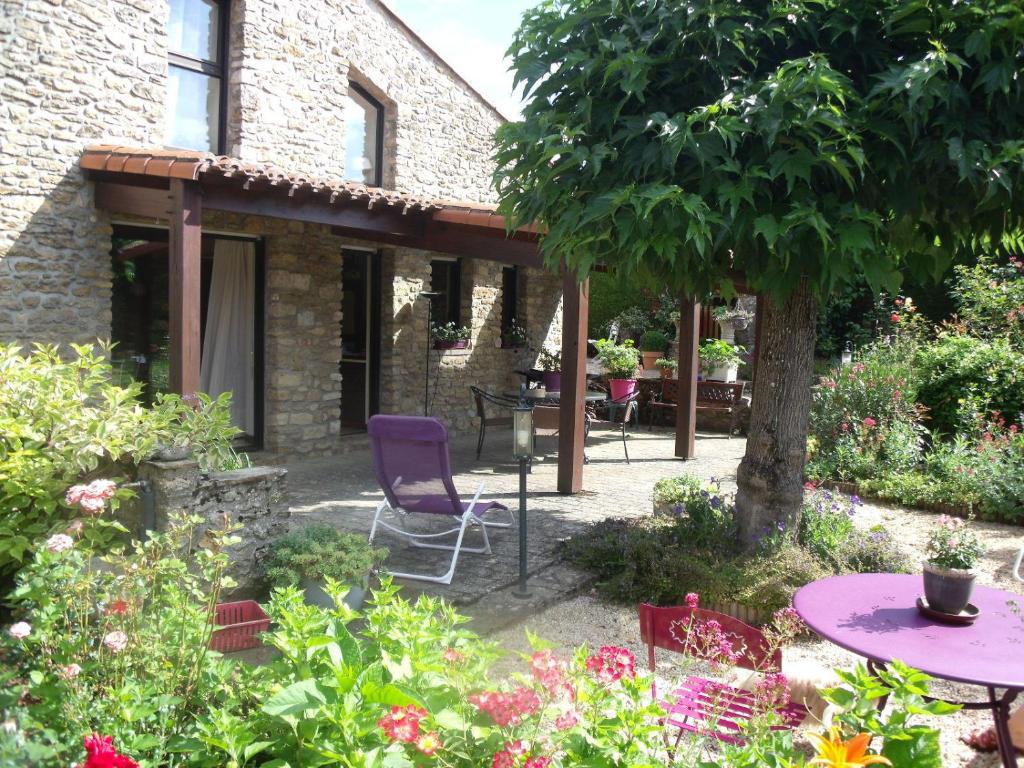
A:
[735,278,818,548]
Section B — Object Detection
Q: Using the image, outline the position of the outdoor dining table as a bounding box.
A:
[794,573,1024,767]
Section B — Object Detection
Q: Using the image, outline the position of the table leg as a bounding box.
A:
[989,688,1021,768]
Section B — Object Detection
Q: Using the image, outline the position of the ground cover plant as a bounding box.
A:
[565,477,908,615]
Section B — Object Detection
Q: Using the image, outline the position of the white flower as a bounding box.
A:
[102,630,128,653]
[45,534,74,553]
[59,663,82,680]
[8,622,30,640]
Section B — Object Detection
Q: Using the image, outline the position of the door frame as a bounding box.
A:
[340,246,381,428]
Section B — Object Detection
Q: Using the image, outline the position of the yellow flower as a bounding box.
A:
[808,728,892,768]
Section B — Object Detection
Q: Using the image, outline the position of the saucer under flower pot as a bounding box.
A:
[922,560,976,615]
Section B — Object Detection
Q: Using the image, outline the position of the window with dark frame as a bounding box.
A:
[430,259,462,327]
[344,82,384,187]
[501,266,520,345]
[165,0,228,153]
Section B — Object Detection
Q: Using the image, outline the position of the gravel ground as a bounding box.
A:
[491,500,1024,767]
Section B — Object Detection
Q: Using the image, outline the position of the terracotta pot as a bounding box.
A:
[608,378,637,401]
[922,561,976,614]
[641,350,662,370]
[542,371,562,391]
[659,367,674,379]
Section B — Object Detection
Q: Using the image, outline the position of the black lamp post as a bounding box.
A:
[418,290,443,416]
[512,385,534,597]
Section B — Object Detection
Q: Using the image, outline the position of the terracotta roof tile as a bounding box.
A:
[80,145,442,213]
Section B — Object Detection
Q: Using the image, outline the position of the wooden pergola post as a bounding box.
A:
[557,271,589,494]
[675,297,701,459]
[168,179,202,396]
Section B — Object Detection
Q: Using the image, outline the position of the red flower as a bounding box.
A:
[492,740,526,768]
[862,417,877,428]
[83,734,139,768]
[442,647,465,664]
[378,705,427,743]
[470,688,541,727]
[685,592,700,608]
[106,599,130,616]
[416,732,442,756]
[525,758,552,768]
[890,313,901,323]
[585,645,636,683]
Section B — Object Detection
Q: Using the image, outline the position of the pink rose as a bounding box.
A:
[45,534,74,553]
[8,622,30,640]
[685,592,699,609]
[555,710,578,730]
[862,417,877,428]
[59,663,82,680]
[103,630,128,653]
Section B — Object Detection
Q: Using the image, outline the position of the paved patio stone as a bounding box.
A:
[279,426,746,633]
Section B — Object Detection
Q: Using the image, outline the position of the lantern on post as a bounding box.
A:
[512,386,534,597]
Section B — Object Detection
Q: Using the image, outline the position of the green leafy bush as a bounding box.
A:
[0,344,244,576]
[595,338,641,379]
[914,333,1024,437]
[265,524,388,588]
[698,339,744,371]
[638,329,668,352]
[949,252,1024,348]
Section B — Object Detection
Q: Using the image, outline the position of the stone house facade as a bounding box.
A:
[0,0,565,455]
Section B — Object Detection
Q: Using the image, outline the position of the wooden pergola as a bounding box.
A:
[80,145,745,495]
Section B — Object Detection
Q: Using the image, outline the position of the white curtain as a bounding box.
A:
[201,240,255,435]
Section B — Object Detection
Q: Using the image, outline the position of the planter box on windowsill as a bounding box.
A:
[433,340,470,350]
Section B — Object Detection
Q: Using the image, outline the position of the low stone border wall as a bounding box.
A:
[136,460,289,598]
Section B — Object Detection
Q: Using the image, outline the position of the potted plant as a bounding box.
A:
[655,358,678,379]
[265,524,389,611]
[502,318,529,349]
[713,305,754,342]
[638,330,669,371]
[699,339,745,382]
[431,321,471,350]
[923,515,985,614]
[539,348,562,391]
[595,338,641,401]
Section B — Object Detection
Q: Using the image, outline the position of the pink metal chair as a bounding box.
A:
[367,415,513,585]
[638,603,807,745]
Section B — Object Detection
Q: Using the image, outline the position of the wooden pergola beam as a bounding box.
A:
[557,272,589,494]
[675,297,701,459]
[168,179,202,396]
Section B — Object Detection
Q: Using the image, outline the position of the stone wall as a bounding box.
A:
[137,459,289,598]
[0,0,166,345]
[379,249,563,434]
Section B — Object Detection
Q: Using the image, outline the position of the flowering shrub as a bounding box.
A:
[0,503,243,765]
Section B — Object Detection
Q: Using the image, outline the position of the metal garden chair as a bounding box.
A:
[586,390,639,463]
[638,603,807,745]
[469,386,517,459]
[367,415,513,585]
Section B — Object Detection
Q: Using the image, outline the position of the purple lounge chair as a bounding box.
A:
[367,414,513,585]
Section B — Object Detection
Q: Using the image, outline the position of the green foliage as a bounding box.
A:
[538,348,561,371]
[655,358,677,370]
[594,338,640,379]
[949,252,1024,348]
[0,513,244,765]
[638,329,669,353]
[0,344,244,577]
[698,339,745,370]
[496,0,1024,300]
[914,333,1024,437]
[265,524,388,588]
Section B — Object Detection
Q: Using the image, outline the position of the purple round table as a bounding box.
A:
[795,573,1024,767]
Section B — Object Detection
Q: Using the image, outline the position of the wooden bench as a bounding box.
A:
[696,381,745,437]
[648,380,746,436]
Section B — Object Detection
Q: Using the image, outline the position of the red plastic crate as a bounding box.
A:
[210,600,270,653]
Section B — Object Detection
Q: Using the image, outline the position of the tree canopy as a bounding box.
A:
[494,0,1024,300]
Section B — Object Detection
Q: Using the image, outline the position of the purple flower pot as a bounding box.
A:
[542,371,562,391]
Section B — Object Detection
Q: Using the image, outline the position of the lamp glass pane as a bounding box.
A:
[513,408,533,458]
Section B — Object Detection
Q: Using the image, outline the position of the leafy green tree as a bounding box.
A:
[494,0,1024,544]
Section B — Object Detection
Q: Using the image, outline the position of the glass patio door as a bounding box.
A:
[340,249,380,430]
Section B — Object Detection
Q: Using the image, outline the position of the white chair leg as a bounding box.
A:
[369,498,388,543]
[1014,546,1023,582]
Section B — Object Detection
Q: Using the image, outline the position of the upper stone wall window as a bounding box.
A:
[344,83,384,187]
[165,0,228,153]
